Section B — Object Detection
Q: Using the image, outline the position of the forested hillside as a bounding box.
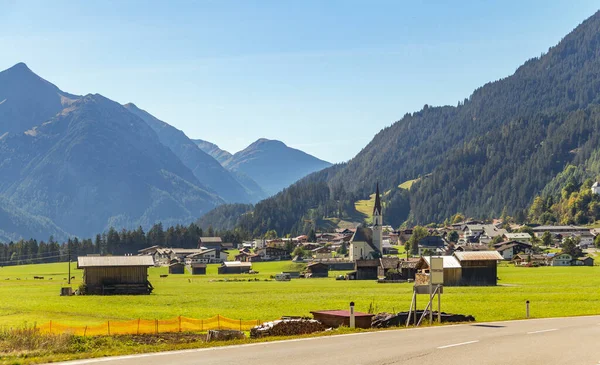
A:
[198,10,600,234]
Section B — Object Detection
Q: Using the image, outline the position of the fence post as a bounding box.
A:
[240,319,242,331]
[84,326,88,337]
[137,319,140,335]
[107,321,110,336]
[218,315,221,330]
[201,319,203,331]
[155,319,158,334]
[49,320,52,334]
[179,316,182,332]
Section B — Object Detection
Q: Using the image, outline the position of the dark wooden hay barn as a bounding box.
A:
[453,251,503,286]
[77,256,154,295]
[169,262,185,274]
[218,261,252,274]
[354,259,379,280]
[190,263,207,275]
[306,262,329,278]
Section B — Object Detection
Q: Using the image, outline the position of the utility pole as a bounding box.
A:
[68,239,71,285]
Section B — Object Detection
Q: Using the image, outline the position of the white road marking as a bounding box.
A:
[527,328,558,335]
[437,340,479,349]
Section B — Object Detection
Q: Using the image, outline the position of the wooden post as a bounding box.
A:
[49,320,52,334]
[201,319,203,331]
[437,285,441,323]
[107,321,110,336]
[137,318,140,335]
[155,319,158,334]
[218,315,221,330]
[179,316,182,332]
[240,319,242,331]
[84,326,87,337]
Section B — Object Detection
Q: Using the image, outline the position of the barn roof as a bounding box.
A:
[454,251,503,261]
[199,237,222,243]
[222,261,252,267]
[424,256,461,269]
[77,256,154,268]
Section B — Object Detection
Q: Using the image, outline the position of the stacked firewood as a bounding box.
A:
[250,319,327,338]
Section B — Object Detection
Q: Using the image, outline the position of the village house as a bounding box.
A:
[547,253,572,266]
[137,246,174,266]
[184,249,228,265]
[575,256,594,266]
[562,231,596,248]
[513,254,547,266]
[494,241,533,260]
[400,258,420,280]
[312,246,332,259]
[382,240,399,255]
[531,225,589,237]
[234,251,262,262]
[256,246,290,261]
[77,256,154,295]
[417,236,445,255]
[502,232,532,243]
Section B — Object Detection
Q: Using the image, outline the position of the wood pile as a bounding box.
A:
[250,319,327,338]
[372,311,475,327]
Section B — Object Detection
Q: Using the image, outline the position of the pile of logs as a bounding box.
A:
[250,319,327,338]
[372,311,476,328]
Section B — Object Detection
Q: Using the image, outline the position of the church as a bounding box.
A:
[349,183,383,260]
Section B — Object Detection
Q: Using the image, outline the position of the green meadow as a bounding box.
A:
[0,261,599,329]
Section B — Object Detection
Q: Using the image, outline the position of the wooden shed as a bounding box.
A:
[218,261,252,274]
[453,251,503,286]
[416,256,462,286]
[190,263,207,275]
[77,256,154,295]
[305,262,329,278]
[354,259,379,280]
[168,262,185,274]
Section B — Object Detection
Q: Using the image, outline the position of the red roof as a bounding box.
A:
[311,310,374,318]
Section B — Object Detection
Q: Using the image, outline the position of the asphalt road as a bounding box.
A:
[55,316,600,365]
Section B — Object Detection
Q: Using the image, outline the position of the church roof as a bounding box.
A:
[373,183,382,217]
[351,226,380,254]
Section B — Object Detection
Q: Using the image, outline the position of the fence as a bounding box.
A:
[37,315,263,336]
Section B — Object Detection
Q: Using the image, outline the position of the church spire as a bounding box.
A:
[373,182,382,217]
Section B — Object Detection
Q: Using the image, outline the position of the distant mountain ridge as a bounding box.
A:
[223,138,332,196]
[193,139,233,164]
[0,63,332,241]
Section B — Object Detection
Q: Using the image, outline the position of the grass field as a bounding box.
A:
[1,261,600,330]
[398,178,419,190]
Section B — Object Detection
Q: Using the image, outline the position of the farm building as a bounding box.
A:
[218,261,252,274]
[77,256,154,295]
[400,258,420,280]
[453,251,503,286]
[416,256,462,286]
[305,262,329,278]
[189,263,207,275]
[168,262,185,274]
[575,256,594,266]
[548,253,572,266]
[353,259,379,280]
[513,254,547,266]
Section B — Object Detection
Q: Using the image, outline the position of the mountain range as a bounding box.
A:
[197,10,600,235]
[0,64,330,241]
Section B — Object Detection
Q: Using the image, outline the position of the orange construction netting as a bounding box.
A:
[37,315,263,336]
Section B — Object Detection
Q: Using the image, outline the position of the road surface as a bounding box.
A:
[54,315,600,365]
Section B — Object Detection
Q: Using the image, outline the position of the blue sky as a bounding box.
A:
[1,1,598,163]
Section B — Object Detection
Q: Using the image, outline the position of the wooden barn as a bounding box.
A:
[77,256,154,295]
[453,251,503,286]
[305,262,329,278]
[168,262,185,274]
[353,259,379,280]
[415,256,462,286]
[218,261,252,274]
[189,263,207,275]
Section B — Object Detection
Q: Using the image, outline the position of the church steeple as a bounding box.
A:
[373,182,382,218]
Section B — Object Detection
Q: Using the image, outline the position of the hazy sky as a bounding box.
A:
[1,1,598,163]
